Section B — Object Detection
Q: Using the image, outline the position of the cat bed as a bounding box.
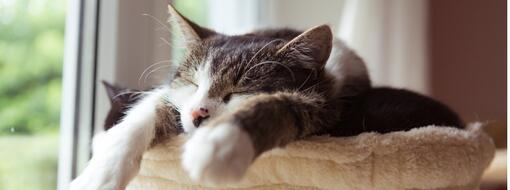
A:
[126,123,495,190]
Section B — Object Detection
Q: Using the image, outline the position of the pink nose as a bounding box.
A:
[191,107,210,127]
[191,107,209,119]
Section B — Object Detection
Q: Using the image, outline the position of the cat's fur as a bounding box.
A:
[71,5,462,190]
[329,87,463,136]
[102,81,143,130]
[102,85,463,138]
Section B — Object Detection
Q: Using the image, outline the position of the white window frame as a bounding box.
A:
[58,0,175,189]
[58,0,100,189]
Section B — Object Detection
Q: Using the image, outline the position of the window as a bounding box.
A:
[0,0,66,189]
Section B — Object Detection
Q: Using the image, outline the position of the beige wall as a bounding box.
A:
[257,0,345,32]
[428,0,506,124]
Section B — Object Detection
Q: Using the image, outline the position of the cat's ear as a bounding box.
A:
[167,4,216,43]
[102,81,125,102]
[277,25,333,69]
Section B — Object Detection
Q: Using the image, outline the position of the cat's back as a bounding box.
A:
[330,87,464,136]
[360,88,464,128]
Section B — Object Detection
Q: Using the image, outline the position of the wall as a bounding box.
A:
[428,0,506,123]
[257,0,345,32]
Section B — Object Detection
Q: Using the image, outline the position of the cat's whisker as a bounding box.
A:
[111,90,146,101]
[159,37,173,48]
[302,80,324,93]
[142,13,172,35]
[138,60,173,87]
[144,65,175,84]
[297,70,314,90]
[241,39,284,80]
[246,39,284,66]
[128,92,143,100]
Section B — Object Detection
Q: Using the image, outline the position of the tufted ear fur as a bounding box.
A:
[167,4,216,44]
[277,25,333,69]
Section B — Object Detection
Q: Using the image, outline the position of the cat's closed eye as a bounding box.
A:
[223,91,250,103]
[222,90,255,103]
[222,93,233,103]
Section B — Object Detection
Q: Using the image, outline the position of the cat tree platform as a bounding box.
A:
[126,123,495,190]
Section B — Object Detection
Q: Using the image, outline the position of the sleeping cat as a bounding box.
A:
[100,83,463,138]
[71,5,462,190]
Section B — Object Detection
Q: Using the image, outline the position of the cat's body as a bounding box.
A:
[328,87,464,136]
[102,85,464,138]
[71,5,462,190]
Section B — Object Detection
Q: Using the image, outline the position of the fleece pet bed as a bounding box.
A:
[126,123,495,190]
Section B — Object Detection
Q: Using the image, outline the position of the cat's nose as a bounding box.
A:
[191,107,210,127]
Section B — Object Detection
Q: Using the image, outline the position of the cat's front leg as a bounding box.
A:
[182,92,326,185]
[182,121,255,185]
[70,87,177,190]
[70,124,146,190]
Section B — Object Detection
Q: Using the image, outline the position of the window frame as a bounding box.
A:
[58,0,176,188]
[57,0,99,189]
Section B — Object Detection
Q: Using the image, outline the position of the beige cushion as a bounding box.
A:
[127,123,495,190]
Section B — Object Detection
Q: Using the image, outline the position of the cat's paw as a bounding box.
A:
[70,130,137,190]
[182,122,255,185]
[69,154,124,190]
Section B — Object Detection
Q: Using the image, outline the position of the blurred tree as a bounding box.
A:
[0,0,206,189]
[0,1,65,189]
[0,0,65,135]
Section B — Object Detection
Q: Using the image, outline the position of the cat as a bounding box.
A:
[71,4,462,190]
[101,81,143,130]
[101,84,463,138]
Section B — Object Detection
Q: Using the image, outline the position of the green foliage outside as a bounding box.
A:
[0,0,204,135]
[0,134,59,190]
[174,0,207,25]
[0,0,65,135]
[0,0,65,189]
[0,0,204,189]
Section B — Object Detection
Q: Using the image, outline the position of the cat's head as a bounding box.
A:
[168,5,333,132]
[102,81,142,130]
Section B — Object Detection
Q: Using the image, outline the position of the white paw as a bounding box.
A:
[70,154,124,190]
[70,128,139,190]
[182,122,255,185]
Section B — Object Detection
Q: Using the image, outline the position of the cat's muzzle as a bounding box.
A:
[192,115,210,127]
